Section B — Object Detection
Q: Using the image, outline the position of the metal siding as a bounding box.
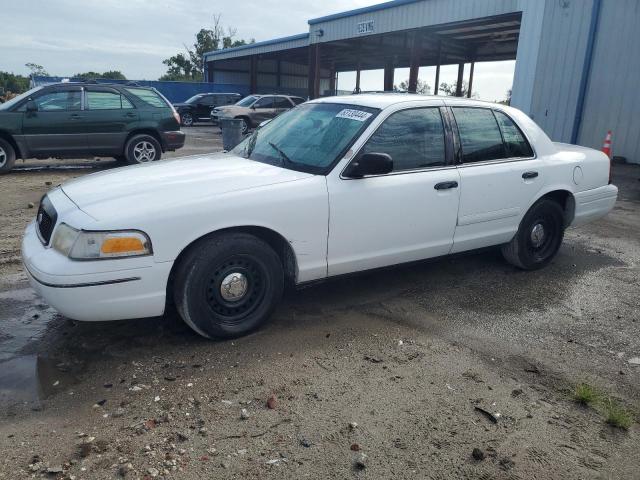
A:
[528,0,594,143]
[578,0,640,163]
[309,0,522,43]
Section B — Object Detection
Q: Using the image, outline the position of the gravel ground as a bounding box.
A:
[0,133,638,479]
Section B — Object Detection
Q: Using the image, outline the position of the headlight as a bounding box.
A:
[51,223,152,260]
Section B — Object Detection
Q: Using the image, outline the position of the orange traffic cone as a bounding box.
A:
[601,130,612,158]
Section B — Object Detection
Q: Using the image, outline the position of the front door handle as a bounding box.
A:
[69,114,82,120]
[434,181,459,190]
[124,112,136,118]
[522,171,539,179]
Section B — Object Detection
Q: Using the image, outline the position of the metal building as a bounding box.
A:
[204,0,640,163]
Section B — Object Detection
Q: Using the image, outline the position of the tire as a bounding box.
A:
[0,138,17,174]
[181,112,194,127]
[124,134,162,165]
[237,117,250,135]
[502,199,565,270]
[174,233,284,339]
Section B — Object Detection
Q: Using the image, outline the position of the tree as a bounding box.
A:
[395,78,431,94]
[0,71,30,94]
[73,70,127,80]
[438,81,478,98]
[161,14,254,82]
[25,63,48,77]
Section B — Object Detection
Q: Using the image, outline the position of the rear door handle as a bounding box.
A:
[434,181,459,190]
[124,112,136,117]
[69,114,82,120]
[522,171,538,179]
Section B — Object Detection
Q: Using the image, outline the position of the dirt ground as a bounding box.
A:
[0,129,639,479]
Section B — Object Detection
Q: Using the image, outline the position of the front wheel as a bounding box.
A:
[174,233,284,339]
[181,112,194,127]
[124,134,162,165]
[0,138,17,174]
[502,199,565,270]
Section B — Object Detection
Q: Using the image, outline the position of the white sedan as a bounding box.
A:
[22,95,618,339]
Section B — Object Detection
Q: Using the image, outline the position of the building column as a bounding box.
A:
[276,60,281,89]
[355,62,361,93]
[329,64,336,96]
[308,44,321,99]
[383,59,394,91]
[408,32,422,93]
[433,42,441,95]
[467,61,475,98]
[455,62,464,97]
[250,56,258,94]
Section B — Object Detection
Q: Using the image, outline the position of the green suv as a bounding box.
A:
[0,82,185,173]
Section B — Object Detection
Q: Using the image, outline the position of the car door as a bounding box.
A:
[251,96,276,123]
[449,106,543,253]
[326,105,461,276]
[273,96,294,116]
[82,86,138,155]
[21,86,85,156]
[195,95,214,120]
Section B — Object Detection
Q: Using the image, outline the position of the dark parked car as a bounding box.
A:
[0,82,185,174]
[173,93,241,126]
[211,94,305,134]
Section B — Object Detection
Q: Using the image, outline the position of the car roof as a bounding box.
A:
[44,82,153,90]
[309,93,504,110]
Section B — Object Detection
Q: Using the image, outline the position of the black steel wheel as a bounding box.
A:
[502,199,565,270]
[174,233,283,339]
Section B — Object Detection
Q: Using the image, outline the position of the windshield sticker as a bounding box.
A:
[335,109,372,122]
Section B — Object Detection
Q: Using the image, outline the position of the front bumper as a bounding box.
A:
[161,130,186,151]
[22,222,172,322]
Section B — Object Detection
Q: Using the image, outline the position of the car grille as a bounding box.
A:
[37,195,57,245]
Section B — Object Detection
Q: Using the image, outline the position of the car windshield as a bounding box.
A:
[0,86,42,110]
[184,94,204,104]
[231,102,379,174]
[235,95,259,107]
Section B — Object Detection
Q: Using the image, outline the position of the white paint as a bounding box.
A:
[21,95,617,325]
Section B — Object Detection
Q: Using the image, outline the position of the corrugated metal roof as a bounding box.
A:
[204,33,309,61]
[308,0,424,25]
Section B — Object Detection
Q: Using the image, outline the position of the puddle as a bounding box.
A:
[0,355,77,409]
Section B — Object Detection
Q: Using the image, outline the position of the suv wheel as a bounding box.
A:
[502,199,565,270]
[237,117,250,135]
[174,233,284,339]
[0,138,17,174]
[125,134,162,165]
[181,112,194,127]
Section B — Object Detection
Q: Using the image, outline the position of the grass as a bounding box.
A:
[572,382,634,430]
[603,399,633,430]
[574,383,598,406]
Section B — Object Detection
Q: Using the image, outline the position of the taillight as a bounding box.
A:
[171,107,180,125]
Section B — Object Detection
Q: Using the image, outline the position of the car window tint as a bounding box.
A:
[34,90,81,112]
[124,88,167,108]
[86,91,125,110]
[254,97,273,108]
[273,97,292,108]
[359,107,446,171]
[452,107,507,163]
[200,95,214,106]
[291,97,305,105]
[121,95,134,109]
[494,111,533,158]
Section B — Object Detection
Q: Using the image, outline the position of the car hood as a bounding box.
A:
[60,153,314,222]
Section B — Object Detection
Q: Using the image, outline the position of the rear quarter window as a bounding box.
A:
[124,88,168,108]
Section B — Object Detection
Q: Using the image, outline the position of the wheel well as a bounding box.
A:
[539,190,575,227]
[234,115,251,126]
[125,129,163,153]
[165,226,298,309]
[0,132,22,159]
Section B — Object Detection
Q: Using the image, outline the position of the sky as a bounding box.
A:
[1,0,513,101]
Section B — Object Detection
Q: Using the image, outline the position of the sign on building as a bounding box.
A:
[357,20,374,35]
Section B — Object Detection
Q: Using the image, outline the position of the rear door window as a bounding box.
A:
[452,107,507,163]
[86,90,132,110]
[273,97,293,108]
[494,111,534,158]
[254,97,274,109]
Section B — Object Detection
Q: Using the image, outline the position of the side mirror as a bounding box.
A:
[251,105,256,110]
[344,152,393,178]
[25,100,37,112]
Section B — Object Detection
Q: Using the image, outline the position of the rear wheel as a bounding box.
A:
[237,117,250,135]
[174,233,284,339]
[181,112,194,127]
[502,199,565,270]
[0,138,17,174]
[124,134,162,165]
